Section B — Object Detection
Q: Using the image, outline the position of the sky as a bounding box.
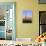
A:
[23,10,32,16]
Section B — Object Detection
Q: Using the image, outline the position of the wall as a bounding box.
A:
[16,0,33,39]
[0,0,45,40]
[16,0,39,40]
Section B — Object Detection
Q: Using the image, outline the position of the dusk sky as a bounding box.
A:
[23,10,32,16]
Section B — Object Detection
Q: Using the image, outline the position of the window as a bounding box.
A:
[0,2,16,40]
[39,11,46,35]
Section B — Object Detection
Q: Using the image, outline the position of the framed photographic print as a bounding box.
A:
[22,10,32,23]
[39,0,46,4]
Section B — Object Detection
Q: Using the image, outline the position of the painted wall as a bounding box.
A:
[0,0,46,40]
[16,0,39,40]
